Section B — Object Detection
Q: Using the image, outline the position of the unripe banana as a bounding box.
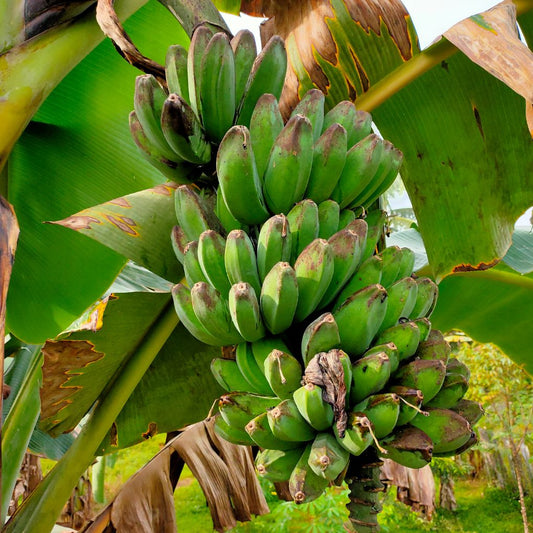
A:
[171,283,220,345]
[249,93,284,178]
[333,255,383,311]
[252,336,291,369]
[360,209,387,262]
[388,385,425,426]
[426,358,469,409]
[338,208,356,230]
[198,230,231,295]
[217,125,270,225]
[409,407,473,454]
[231,29,257,107]
[213,413,255,446]
[228,282,265,342]
[294,239,335,322]
[450,399,484,427]
[393,359,446,404]
[256,214,292,282]
[353,393,400,439]
[349,110,373,146]
[334,412,373,456]
[378,246,403,288]
[264,349,303,400]
[376,276,418,334]
[379,426,433,469]
[338,349,354,401]
[289,444,329,504]
[350,352,392,405]
[174,185,211,242]
[161,93,211,164]
[287,199,320,261]
[322,100,370,148]
[215,190,245,234]
[333,284,388,357]
[301,313,341,366]
[246,412,300,450]
[291,89,325,142]
[170,225,188,264]
[256,447,305,483]
[165,44,189,100]
[236,342,274,396]
[293,383,334,431]
[374,320,421,362]
[190,282,243,344]
[218,391,278,429]
[236,35,287,128]
[413,317,431,342]
[330,134,384,209]
[433,431,478,457]
[260,262,299,335]
[210,358,254,392]
[410,277,439,318]
[416,329,451,363]
[396,248,416,281]
[183,241,208,287]
[263,114,314,214]
[308,433,350,481]
[317,200,341,240]
[224,229,262,296]
[187,25,215,116]
[363,342,400,373]
[306,125,348,204]
[268,399,317,442]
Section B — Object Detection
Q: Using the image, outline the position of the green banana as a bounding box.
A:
[246,412,300,450]
[334,412,373,456]
[224,229,262,296]
[256,214,292,282]
[263,114,314,214]
[256,447,305,483]
[426,358,469,409]
[339,349,354,401]
[363,342,400,373]
[174,185,211,242]
[236,35,287,128]
[260,261,299,335]
[349,110,373,146]
[129,111,191,182]
[210,358,254,392]
[165,44,189,100]
[197,230,231,295]
[228,282,265,342]
[183,240,208,287]
[388,385,425,426]
[216,125,270,225]
[268,399,317,442]
[252,337,291,369]
[353,393,400,439]
[377,276,418,334]
[264,349,303,399]
[379,426,433,469]
[301,313,341,366]
[218,391,278,429]
[410,277,439,318]
[360,209,387,262]
[190,282,243,345]
[249,93,284,178]
[289,444,329,504]
[378,246,403,288]
[333,255,383,311]
[305,124,348,204]
[374,320,421,362]
[413,317,431,342]
[133,74,177,162]
[235,342,274,396]
[294,239,335,322]
[450,399,484,427]
[416,329,451,363]
[330,134,384,209]
[433,431,478,457]
[215,188,245,233]
[231,29,257,108]
[170,225,187,264]
[213,414,255,446]
[187,25,214,117]
[393,359,446,404]
[350,351,392,405]
[199,32,236,143]
[160,94,211,164]
[287,199,320,261]
[317,200,341,240]
[171,283,220,346]
[333,284,388,357]
[293,383,334,431]
[396,248,416,281]
[409,407,473,454]
[338,208,356,231]
[308,433,350,481]
[322,100,360,146]
[290,89,325,142]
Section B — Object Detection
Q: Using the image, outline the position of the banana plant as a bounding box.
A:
[1,0,533,531]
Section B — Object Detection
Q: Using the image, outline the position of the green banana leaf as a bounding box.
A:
[6,1,189,343]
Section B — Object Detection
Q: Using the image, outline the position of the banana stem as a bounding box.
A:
[345,449,385,533]
[2,302,179,533]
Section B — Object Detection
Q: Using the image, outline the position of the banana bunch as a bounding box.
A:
[130,26,287,183]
